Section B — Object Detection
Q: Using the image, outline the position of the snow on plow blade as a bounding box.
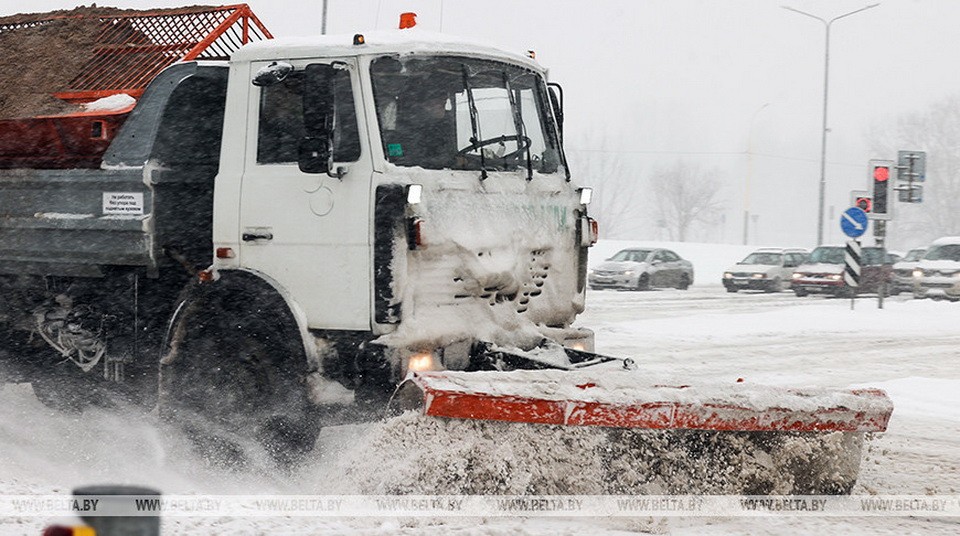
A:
[392,370,893,433]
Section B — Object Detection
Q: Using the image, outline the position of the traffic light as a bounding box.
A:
[869,159,894,220]
[855,196,872,213]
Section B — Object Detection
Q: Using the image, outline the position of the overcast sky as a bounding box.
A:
[4,0,959,247]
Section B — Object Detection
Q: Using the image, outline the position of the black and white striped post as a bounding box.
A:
[844,240,861,309]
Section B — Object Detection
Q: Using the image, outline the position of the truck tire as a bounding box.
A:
[160,290,320,468]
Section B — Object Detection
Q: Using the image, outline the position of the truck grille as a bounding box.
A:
[441,249,551,313]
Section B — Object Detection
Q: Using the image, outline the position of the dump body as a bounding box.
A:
[0,107,133,170]
[0,63,226,278]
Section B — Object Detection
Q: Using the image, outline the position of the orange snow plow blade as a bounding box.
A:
[392,370,893,433]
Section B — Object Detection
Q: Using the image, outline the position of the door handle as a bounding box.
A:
[242,231,274,242]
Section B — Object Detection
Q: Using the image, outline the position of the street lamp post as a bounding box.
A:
[782,3,880,245]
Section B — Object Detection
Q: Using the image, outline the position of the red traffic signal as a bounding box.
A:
[855,196,872,213]
[873,166,890,182]
[869,159,894,218]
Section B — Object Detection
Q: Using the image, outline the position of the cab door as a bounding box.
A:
[649,250,670,287]
[237,59,373,330]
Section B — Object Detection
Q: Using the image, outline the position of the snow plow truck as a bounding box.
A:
[0,7,892,492]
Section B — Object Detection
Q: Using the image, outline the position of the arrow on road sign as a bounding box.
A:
[840,207,869,238]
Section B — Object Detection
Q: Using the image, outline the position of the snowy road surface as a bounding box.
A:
[2,286,959,534]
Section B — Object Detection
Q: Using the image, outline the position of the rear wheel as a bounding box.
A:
[794,288,808,297]
[160,294,320,467]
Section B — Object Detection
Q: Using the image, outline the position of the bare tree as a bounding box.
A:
[867,94,960,246]
[651,161,724,242]
[567,130,648,239]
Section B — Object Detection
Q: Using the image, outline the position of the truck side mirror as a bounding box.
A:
[252,61,293,87]
[298,136,330,174]
[299,63,337,175]
[547,82,564,142]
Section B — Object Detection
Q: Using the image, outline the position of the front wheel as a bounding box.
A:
[765,278,782,293]
[636,274,651,291]
[794,288,809,297]
[677,274,691,290]
[160,294,320,467]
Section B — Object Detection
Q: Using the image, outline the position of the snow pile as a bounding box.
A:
[334,412,865,496]
[81,93,136,112]
[606,428,864,495]
[338,413,609,495]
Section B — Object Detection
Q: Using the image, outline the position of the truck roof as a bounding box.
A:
[232,30,544,73]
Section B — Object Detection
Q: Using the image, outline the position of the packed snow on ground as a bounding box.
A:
[1,240,958,535]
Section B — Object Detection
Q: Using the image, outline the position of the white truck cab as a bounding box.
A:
[204,31,594,381]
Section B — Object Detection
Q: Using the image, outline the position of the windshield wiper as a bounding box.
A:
[461,66,487,180]
[502,72,533,181]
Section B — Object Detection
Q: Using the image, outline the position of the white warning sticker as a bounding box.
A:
[102,192,144,215]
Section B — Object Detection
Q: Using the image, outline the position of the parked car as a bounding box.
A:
[791,245,894,297]
[722,248,808,293]
[913,236,960,301]
[891,248,926,295]
[589,248,694,290]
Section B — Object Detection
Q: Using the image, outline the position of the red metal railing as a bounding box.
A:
[0,4,271,103]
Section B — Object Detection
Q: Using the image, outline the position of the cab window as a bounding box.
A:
[256,66,361,165]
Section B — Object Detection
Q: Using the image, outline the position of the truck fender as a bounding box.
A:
[159,269,318,372]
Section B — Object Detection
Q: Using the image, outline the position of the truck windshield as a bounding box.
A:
[370,55,564,175]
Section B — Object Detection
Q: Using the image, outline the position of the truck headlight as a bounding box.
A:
[913,269,924,278]
[723,272,733,279]
[407,351,440,372]
[792,272,803,279]
[829,274,842,281]
[751,273,765,279]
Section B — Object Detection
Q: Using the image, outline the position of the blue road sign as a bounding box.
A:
[841,207,869,238]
